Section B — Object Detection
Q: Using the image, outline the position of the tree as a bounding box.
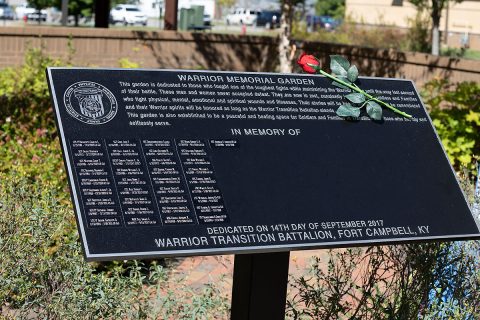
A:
[409,0,462,56]
[315,0,345,19]
[216,0,235,19]
[279,0,305,73]
[53,0,94,26]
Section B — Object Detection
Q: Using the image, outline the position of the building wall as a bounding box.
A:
[346,0,480,35]
[0,26,479,86]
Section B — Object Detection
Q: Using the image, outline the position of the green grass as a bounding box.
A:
[464,49,480,60]
[441,47,480,60]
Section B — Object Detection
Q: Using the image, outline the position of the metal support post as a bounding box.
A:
[231,252,290,320]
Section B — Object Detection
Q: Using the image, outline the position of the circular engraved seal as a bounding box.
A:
[63,81,118,125]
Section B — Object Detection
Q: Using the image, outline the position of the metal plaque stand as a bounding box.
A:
[231,252,290,320]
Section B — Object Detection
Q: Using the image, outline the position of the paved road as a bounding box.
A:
[0,17,278,36]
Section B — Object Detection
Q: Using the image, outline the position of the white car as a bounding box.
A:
[225,8,259,26]
[110,4,147,26]
[15,3,47,21]
[0,3,14,20]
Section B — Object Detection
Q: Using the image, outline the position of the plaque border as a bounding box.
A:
[47,67,480,261]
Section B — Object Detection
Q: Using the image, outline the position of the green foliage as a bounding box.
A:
[408,0,464,54]
[441,48,480,60]
[293,21,409,51]
[28,0,54,10]
[217,0,236,10]
[58,0,93,17]
[315,0,345,19]
[0,152,168,318]
[119,57,141,68]
[0,47,63,130]
[422,79,480,171]
[419,241,480,319]
[406,8,431,53]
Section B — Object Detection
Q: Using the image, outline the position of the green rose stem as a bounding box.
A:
[308,64,413,119]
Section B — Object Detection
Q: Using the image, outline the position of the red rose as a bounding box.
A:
[297,53,320,74]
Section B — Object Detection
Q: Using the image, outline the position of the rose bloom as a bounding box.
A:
[297,53,320,74]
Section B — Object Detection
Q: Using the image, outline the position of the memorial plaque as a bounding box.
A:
[46,68,480,261]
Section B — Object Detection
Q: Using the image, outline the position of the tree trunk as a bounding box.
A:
[74,14,79,27]
[279,1,293,73]
[61,0,68,26]
[431,23,440,55]
[430,0,441,56]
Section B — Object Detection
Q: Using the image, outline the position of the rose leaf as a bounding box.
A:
[347,65,359,82]
[336,103,360,118]
[366,101,383,120]
[345,92,365,104]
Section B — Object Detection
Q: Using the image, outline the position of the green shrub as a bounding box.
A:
[0,168,171,317]
[293,17,409,51]
[0,48,63,130]
[441,48,480,60]
[287,241,480,319]
[406,9,431,53]
[422,79,480,172]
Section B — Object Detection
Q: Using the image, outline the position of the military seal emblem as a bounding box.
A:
[64,81,118,124]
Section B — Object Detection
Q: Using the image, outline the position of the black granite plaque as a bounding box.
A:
[46,68,480,261]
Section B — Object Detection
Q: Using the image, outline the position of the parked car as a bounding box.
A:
[110,4,147,26]
[0,2,14,20]
[203,14,211,27]
[319,15,341,30]
[225,8,260,26]
[27,10,47,21]
[15,3,47,21]
[255,10,280,29]
[306,15,341,31]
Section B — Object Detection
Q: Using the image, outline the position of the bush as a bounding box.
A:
[0,48,62,130]
[406,9,431,53]
[0,174,167,318]
[422,79,480,172]
[286,241,480,319]
[293,17,409,51]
